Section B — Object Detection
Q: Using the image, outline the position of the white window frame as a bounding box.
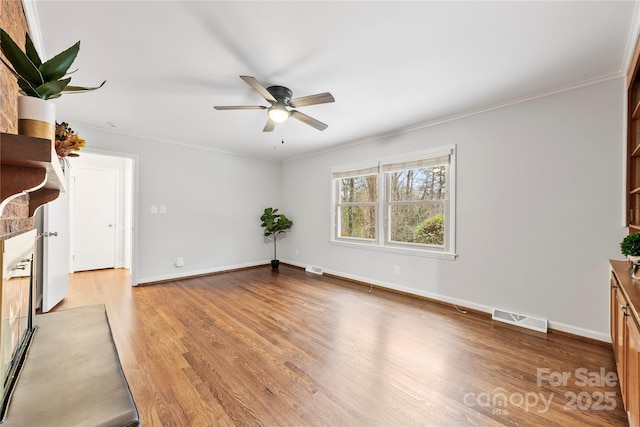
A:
[331,162,379,243]
[330,145,456,260]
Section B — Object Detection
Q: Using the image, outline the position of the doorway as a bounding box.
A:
[68,152,136,282]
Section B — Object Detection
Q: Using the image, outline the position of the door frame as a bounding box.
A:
[75,148,140,286]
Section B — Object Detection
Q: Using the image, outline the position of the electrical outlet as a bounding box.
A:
[394,266,400,275]
[160,205,167,214]
[150,205,158,214]
[295,249,299,256]
[176,257,184,267]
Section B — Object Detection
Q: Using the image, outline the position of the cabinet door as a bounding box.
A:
[612,276,620,350]
[626,316,640,426]
[616,287,629,405]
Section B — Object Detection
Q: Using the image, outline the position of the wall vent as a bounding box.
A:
[305,265,323,275]
[492,309,547,333]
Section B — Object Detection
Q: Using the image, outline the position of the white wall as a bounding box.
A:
[70,127,282,283]
[279,78,627,341]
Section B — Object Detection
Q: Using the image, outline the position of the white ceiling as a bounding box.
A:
[30,1,638,162]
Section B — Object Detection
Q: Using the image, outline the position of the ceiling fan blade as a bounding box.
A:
[290,110,328,131]
[240,75,276,103]
[290,92,335,108]
[213,105,267,110]
[263,118,276,132]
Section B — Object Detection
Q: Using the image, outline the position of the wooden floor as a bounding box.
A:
[53,266,628,426]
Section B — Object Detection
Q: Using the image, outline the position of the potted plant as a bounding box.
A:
[0,29,105,141]
[0,29,105,100]
[621,232,640,278]
[260,207,293,269]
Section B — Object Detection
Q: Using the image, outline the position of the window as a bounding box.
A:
[333,165,378,241]
[331,146,456,258]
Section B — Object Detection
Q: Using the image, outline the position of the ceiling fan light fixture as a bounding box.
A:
[213,76,334,131]
[268,103,290,123]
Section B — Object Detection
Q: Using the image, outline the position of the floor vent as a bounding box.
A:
[492,309,547,333]
[305,265,323,275]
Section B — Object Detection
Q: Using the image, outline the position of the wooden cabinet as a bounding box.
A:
[628,37,640,231]
[627,316,640,427]
[610,261,640,425]
[616,32,640,426]
[613,279,628,401]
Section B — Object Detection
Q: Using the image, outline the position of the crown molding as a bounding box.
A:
[21,0,46,58]
[622,0,640,79]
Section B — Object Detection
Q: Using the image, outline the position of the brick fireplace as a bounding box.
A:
[1,0,35,239]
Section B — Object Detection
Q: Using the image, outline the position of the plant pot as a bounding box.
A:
[17,96,55,143]
[629,256,640,279]
[271,260,280,269]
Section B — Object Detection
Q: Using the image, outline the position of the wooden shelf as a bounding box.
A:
[621,32,640,427]
[1,132,66,216]
[633,100,640,120]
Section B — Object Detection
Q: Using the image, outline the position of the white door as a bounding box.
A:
[73,168,117,272]
[41,175,70,312]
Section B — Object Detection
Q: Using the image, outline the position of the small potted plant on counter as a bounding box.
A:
[621,232,640,278]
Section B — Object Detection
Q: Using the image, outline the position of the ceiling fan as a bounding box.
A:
[214,76,335,132]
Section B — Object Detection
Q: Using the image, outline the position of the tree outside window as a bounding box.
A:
[337,174,377,240]
[387,165,447,246]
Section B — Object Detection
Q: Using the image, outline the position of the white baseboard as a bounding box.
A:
[137,260,268,285]
[317,266,495,314]
[288,262,610,343]
[547,321,610,343]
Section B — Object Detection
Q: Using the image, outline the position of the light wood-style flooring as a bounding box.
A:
[53,266,628,426]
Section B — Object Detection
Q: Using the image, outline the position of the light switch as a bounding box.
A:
[150,205,158,214]
[160,205,167,214]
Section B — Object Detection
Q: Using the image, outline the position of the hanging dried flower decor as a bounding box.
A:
[55,122,86,157]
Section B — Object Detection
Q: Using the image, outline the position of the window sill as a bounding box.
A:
[329,239,457,260]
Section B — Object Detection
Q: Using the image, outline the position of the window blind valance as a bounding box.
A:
[380,155,450,173]
[331,165,379,179]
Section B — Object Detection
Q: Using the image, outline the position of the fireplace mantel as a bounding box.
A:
[0,132,66,217]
